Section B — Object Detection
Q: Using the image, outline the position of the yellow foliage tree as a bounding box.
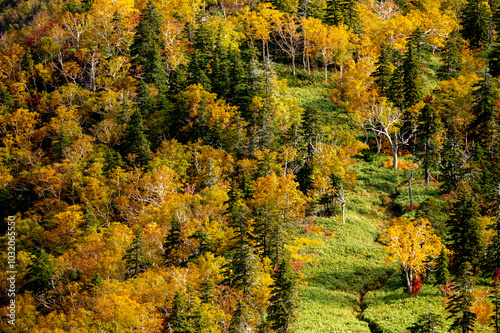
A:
[380,217,443,293]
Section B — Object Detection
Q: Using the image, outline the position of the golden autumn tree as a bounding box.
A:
[380,217,444,294]
[303,18,357,81]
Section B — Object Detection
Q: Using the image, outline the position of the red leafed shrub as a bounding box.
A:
[303,221,323,235]
[323,228,334,237]
[404,204,419,211]
[410,274,422,295]
[291,261,304,272]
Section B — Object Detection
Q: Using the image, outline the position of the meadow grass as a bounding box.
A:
[295,154,461,332]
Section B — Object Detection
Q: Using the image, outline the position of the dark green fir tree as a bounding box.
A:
[23,248,54,295]
[407,307,444,333]
[447,186,483,271]
[437,30,464,80]
[415,103,440,186]
[123,109,152,167]
[372,44,395,96]
[460,0,490,49]
[123,228,152,279]
[446,263,477,333]
[164,216,185,267]
[267,258,297,333]
[165,291,195,333]
[402,43,423,109]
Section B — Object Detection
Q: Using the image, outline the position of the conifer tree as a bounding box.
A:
[267,258,297,333]
[492,268,500,333]
[130,0,168,101]
[460,0,490,49]
[188,22,213,90]
[435,248,451,286]
[387,62,405,110]
[416,104,440,186]
[229,300,252,333]
[123,109,152,167]
[166,291,195,333]
[224,184,257,295]
[325,0,359,31]
[123,228,152,279]
[407,308,444,333]
[23,248,54,295]
[164,216,185,267]
[440,127,468,194]
[486,187,500,275]
[469,75,497,144]
[372,45,394,96]
[136,80,156,118]
[402,44,423,109]
[447,186,483,271]
[438,30,464,80]
[446,263,477,333]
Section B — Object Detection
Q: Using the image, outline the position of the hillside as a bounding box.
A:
[1,0,500,331]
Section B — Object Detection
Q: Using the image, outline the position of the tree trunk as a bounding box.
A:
[292,54,296,76]
[339,64,343,81]
[392,130,398,170]
[375,133,382,153]
[262,39,266,61]
[425,167,430,187]
[339,185,346,224]
[408,169,414,208]
[324,64,328,82]
[405,268,413,294]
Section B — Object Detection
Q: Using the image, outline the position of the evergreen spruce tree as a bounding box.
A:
[129,0,168,103]
[469,75,497,145]
[416,104,440,186]
[447,186,483,271]
[460,0,490,48]
[267,258,297,333]
[372,44,395,96]
[136,80,156,118]
[489,39,500,77]
[164,216,185,267]
[440,127,468,194]
[167,291,195,333]
[229,300,252,333]
[53,129,71,159]
[438,30,464,80]
[486,188,500,276]
[387,61,405,110]
[407,308,444,333]
[123,109,152,167]
[23,248,54,295]
[188,22,213,90]
[223,184,257,295]
[123,228,152,279]
[446,263,477,333]
[435,248,451,286]
[402,43,423,109]
[297,104,321,194]
[325,0,359,31]
[492,268,500,333]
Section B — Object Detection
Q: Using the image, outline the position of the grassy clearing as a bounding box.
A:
[295,154,458,333]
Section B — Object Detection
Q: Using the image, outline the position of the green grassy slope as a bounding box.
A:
[295,154,453,332]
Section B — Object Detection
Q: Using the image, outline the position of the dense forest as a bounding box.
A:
[0,0,500,331]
